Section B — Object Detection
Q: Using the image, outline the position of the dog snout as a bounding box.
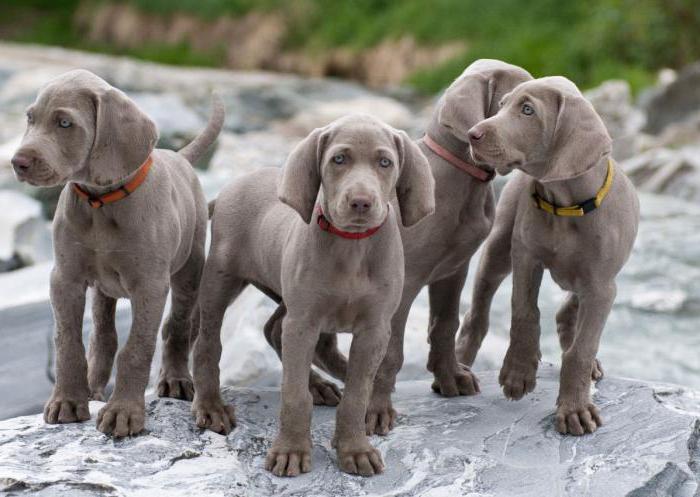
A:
[349,195,372,215]
[11,153,32,173]
[468,127,484,142]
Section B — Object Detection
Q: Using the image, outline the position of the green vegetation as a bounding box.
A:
[2,0,699,93]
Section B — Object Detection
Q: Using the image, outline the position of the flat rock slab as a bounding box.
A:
[1,364,699,496]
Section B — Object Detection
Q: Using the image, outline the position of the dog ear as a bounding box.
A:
[542,89,612,182]
[278,126,328,223]
[437,74,490,142]
[438,61,533,140]
[88,87,158,186]
[394,130,435,227]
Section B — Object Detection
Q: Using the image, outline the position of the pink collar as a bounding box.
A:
[423,134,494,182]
[316,206,384,240]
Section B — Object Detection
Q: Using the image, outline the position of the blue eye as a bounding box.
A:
[379,157,392,168]
[332,153,345,164]
[59,118,72,128]
[521,104,534,116]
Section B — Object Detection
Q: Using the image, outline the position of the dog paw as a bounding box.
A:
[499,354,538,400]
[431,363,480,397]
[265,439,312,477]
[592,358,604,381]
[192,397,236,435]
[309,374,342,406]
[365,395,397,436]
[157,371,195,401]
[44,395,90,424]
[555,402,603,436]
[335,439,384,476]
[96,399,145,437]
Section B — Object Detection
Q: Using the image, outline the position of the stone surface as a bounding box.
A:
[0,190,51,270]
[642,62,700,135]
[1,364,699,496]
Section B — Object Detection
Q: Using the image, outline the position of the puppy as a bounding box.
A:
[191,114,434,476]
[11,70,222,437]
[456,76,639,435]
[263,60,534,434]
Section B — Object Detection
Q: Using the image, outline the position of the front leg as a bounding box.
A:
[265,315,319,477]
[44,268,90,424]
[96,283,168,437]
[426,266,480,397]
[499,252,543,400]
[334,323,391,476]
[556,284,616,435]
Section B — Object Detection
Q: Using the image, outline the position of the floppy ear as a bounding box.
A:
[88,87,157,186]
[542,91,612,182]
[394,131,436,227]
[278,126,328,223]
[437,74,491,141]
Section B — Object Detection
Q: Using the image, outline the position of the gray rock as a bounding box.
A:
[0,190,51,270]
[584,80,645,160]
[623,145,700,202]
[1,364,699,496]
[642,62,700,135]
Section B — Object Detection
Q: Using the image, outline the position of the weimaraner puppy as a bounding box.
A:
[263,60,533,433]
[456,76,639,435]
[191,114,435,476]
[10,69,222,437]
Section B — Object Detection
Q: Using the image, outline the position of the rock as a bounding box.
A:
[584,80,645,160]
[1,364,699,496]
[642,62,700,135]
[0,190,52,270]
[622,145,700,202]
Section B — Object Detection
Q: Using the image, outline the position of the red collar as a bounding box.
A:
[72,155,153,208]
[423,134,494,182]
[316,206,384,240]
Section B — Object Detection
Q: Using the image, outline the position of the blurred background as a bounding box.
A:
[0,0,699,420]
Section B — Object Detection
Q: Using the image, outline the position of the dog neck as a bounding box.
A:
[534,156,610,207]
[71,155,153,208]
[424,119,494,182]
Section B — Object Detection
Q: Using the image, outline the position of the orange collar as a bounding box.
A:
[316,205,384,239]
[423,134,494,182]
[72,156,153,208]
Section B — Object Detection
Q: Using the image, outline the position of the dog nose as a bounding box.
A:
[350,196,372,214]
[11,153,31,172]
[468,128,484,141]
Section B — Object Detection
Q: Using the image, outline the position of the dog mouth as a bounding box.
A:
[14,165,62,187]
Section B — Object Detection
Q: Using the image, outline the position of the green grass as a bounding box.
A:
[1,0,698,93]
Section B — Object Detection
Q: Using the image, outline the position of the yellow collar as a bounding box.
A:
[532,159,614,217]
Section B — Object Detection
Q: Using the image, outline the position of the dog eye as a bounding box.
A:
[58,118,72,128]
[332,153,345,165]
[521,104,534,116]
[26,112,34,124]
[379,158,392,168]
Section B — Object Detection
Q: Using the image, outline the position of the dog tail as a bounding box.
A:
[208,199,216,219]
[179,92,225,165]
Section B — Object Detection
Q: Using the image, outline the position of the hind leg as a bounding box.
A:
[191,248,246,434]
[157,221,206,401]
[87,288,118,401]
[556,293,603,381]
[264,304,343,406]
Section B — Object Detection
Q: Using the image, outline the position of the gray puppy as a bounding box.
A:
[456,76,639,435]
[11,70,222,437]
[263,60,533,435]
[191,114,435,476]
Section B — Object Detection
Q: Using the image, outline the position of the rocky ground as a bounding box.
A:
[1,43,700,495]
[2,364,700,497]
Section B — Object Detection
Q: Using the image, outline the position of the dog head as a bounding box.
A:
[278,114,435,230]
[11,69,157,188]
[466,76,611,182]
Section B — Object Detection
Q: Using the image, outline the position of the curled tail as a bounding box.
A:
[179,92,225,165]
